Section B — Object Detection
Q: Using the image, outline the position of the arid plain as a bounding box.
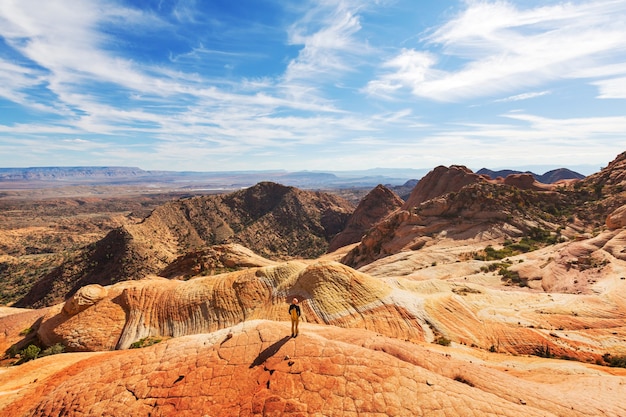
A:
[1,153,625,416]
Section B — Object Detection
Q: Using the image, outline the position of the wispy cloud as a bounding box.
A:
[285,1,365,82]
[366,0,626,102]
[494,90,551,103]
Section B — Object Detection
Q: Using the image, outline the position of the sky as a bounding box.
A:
[0,0,625,175]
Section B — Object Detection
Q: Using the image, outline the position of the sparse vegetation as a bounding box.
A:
[533,344,554,359]
[19,327,33,336]
[18,344,41,363]
[41,343,66,357]
[452,286,482,296]
[602,353,626,368]
[130,336,164,349]
[473,227,564,263]
[435,336,451,347]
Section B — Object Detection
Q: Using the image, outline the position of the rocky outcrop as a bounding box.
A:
[342,179,558,269]
[503,173,554,191]
[158,243,276,279]
[62,284,108,315]
[402,165,485,209]
[36,261,425,352]
[607,204,626,230]
[585,151,626,189]
[3,320,626,417]
[327,184,403,252]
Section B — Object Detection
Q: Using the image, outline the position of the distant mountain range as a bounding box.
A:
[0,165,585,191]
[476,167,586,183]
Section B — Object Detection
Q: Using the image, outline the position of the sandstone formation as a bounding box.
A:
[606,204,626,230]
[342,178,558,269]
[2,320,626,417]
[502,173,554,191]
[327,184,403,252]
[401,165,484,209]
[35,261,425,352]
[159,243,277,279]
[27,227,626,364]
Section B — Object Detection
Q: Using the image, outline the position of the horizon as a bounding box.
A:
[0,162,601,177]
[1,1,625,173]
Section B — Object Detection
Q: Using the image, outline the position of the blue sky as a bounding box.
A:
[0,0,625,174]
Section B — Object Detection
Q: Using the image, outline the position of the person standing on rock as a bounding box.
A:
[289,298,301,338]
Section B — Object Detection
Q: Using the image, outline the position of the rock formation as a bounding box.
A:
[16,182,354,308]
[401,165,484,209]
[2,320,626,417]
[2,152,626,417]
[35,261,425,352]
[327,184,403,252]
[502,173,554,191]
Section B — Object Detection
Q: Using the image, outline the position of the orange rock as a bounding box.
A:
[2,321,625,417]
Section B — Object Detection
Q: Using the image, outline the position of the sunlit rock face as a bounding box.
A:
[607,204,626,230]
[5,320,626,417]
[35,260,426,352]
[327,184,403,253]
[402,165,484,209]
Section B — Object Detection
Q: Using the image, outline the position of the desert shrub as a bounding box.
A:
[483,245,515,260]
[130,336,163,349]
[20,344,41,362]
[435,336,451,346]
[41,343,65,357]
[602,353,626,368]
[508,242,532,253]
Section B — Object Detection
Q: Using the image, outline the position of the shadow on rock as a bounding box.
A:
[249,335,291,368]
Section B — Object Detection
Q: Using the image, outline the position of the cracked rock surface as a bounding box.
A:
[2,320,626,416]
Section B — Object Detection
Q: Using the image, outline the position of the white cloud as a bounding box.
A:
[367,0,626,102]
[284,0,370,83]
[494,90,551,103]
[593,77,626,99]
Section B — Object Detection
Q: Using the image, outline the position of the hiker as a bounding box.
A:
[289,297,301,338]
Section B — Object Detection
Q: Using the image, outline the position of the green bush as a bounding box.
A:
[435,336,451,346]
[129,336,163,349]
[41,343,65,357]
[20,344,41,362]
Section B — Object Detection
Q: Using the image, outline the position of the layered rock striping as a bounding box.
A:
[3,320,626,417]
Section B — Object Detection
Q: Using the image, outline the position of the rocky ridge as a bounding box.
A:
[15,182,356,308]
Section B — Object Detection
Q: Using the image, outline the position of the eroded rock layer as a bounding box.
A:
[3,320,626,417]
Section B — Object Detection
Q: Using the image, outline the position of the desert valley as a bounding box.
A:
[0,152,625,416]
